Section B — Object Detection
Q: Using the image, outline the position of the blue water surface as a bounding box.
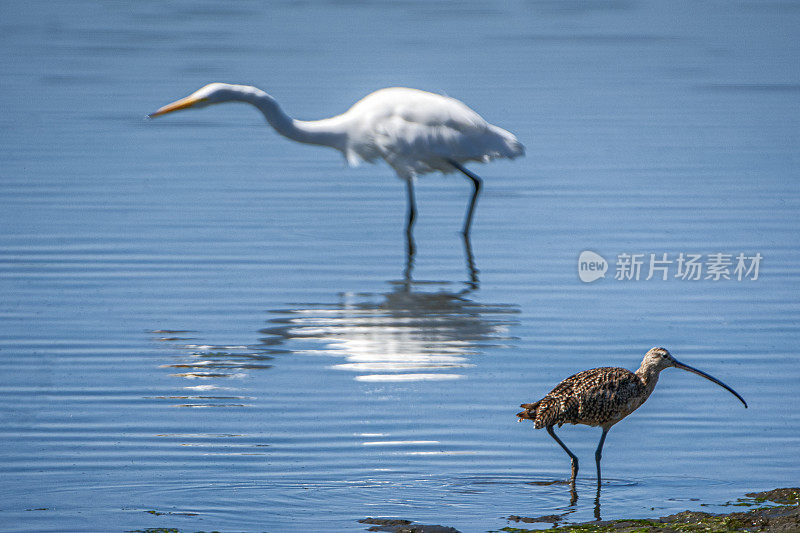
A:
[1,1,799,532]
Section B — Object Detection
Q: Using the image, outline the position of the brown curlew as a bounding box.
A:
[517,347,747,485]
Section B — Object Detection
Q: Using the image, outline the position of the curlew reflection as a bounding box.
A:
[259,272,518,382]
[508,480,603,526]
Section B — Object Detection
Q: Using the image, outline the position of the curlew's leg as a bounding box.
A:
[405,178,417,256]
[547,425,579,484]
[594,486,602,521]
[594,427,609,487]
[447,160,482,237]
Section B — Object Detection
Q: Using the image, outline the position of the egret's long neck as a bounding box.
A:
[239,87,347,151]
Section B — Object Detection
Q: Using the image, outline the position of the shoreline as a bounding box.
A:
[359,488,800,533]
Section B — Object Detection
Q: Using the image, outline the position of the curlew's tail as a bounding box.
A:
[517,401,540,422]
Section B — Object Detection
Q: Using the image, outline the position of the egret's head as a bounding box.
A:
[148,83,243,118]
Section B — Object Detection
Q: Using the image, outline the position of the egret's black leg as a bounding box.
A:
[594,427,609,487]
[547,425,579,484]
[403,229,415,285]
[447,160,483,237]
[461,233,479,288]
[405,178,417,256]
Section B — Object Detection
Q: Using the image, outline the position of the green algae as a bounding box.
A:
[499,487,800,533]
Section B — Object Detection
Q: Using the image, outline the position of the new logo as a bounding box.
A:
[578,251,607,283]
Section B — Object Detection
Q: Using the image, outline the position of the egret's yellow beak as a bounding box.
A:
[148,96,206,118]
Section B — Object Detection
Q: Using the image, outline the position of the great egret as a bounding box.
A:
[148,83,524,239]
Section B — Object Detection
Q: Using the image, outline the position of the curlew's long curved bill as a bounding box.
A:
[673,359,748,408]
[148,96,205,118]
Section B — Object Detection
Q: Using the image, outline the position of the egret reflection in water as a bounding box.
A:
[259,276,519,382]
[152,242,502,397]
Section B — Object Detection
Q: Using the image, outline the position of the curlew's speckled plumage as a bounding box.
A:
[518,366,650,430]
[517,347,747,486]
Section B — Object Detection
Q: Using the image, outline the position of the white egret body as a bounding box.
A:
[149,83,524,238]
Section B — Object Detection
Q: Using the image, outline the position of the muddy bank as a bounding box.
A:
[358,488,800,533]
[359,517,460,532]
[500,488,800,533]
